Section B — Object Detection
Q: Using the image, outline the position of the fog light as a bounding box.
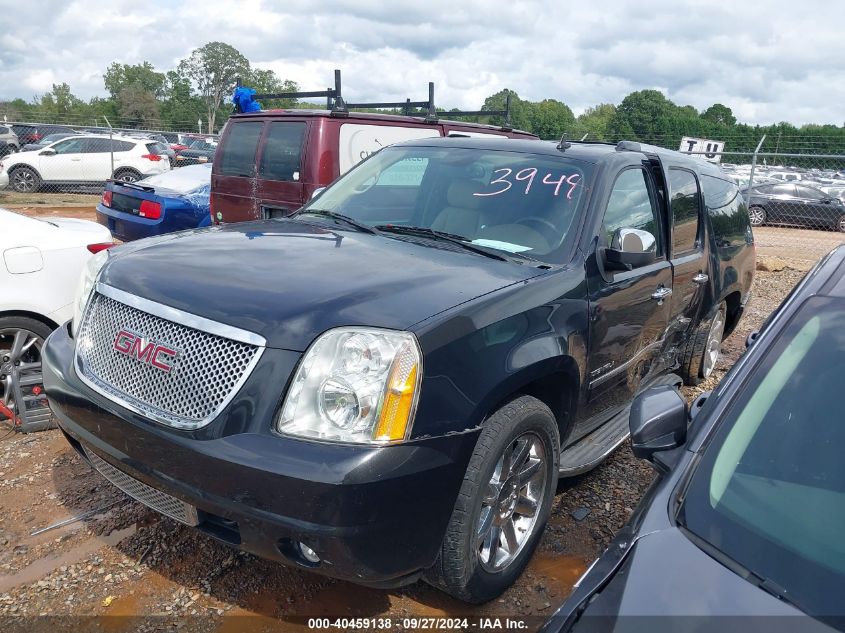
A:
[298,542,320,564]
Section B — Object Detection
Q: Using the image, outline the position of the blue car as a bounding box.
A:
[96,164,212,241]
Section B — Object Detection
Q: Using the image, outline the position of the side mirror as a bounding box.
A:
[629,386,688,461]
[39,148,56,156]
[604,227,657,271]
[311,187,326,200]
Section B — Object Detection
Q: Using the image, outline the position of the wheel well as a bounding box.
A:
[0,310,59,331]
[491,366,579,445]
[114,167,141,176]
[723,291,742,338]
[8,163,41,178]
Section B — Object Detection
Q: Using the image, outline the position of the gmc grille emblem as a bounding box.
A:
[113,329,177,373]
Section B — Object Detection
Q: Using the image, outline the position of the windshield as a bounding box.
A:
[680,297,845,617]
[300,145,592,263]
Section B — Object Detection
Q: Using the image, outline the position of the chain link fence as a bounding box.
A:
[0,120,217,204]
[677,140,845,264]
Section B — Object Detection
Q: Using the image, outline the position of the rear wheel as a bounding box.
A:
[679,302,726,386]
[838,214,845,233]
[114,169,141,183]
[748,206,766,227]
[10,166,41,193]
[425,396,559,603]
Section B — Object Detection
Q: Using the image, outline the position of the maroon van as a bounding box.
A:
[211,74,537,224]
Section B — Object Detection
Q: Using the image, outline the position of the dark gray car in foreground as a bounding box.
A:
[544,245,845,633]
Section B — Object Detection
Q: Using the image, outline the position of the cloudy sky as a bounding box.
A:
[2,0,844,126]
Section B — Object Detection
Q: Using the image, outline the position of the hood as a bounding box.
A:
[99,219,545,351]
[579,528,802,619]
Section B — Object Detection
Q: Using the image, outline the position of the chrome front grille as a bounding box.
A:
[84,447,199,526]
[75,284,264,430]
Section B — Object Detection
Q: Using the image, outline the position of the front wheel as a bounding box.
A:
[748,206,766,227]
[425,396,559,603]
[837,214,845,233]
[10,166,41,193]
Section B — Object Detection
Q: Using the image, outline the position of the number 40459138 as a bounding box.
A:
[473,168,581,199]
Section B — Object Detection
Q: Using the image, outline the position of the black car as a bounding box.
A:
[42,138,754,603]
[747,182,845,232]
[543,245,845,632]
[174,138,217,165]
[10,123,77,146]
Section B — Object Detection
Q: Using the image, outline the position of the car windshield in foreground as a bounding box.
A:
[298,145,592,264]
[680,297,845,618]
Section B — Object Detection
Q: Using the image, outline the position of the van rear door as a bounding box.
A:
[255,120,309,219]
[211,120,264,223]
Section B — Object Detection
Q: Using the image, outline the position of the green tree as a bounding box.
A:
[117,85,160,128]
[701,103,736,126]
[39,83,84,119]
[160,70,205,130]
[104,62,166,99]
[480,89,533,131]
[178,42,250,133]
[244,69,299,108]
[574,103,617,140]
[529,99,575,140]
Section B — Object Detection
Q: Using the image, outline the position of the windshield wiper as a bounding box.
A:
[374,225,510,262]
[295,209,379,235]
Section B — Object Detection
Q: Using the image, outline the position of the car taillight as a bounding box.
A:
[32,133,41,141]
[87,243,115,254]
[102,190,113,207]
[141,153,162,161]
[139,200,162,219]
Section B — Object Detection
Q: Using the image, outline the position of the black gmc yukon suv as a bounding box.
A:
[43,138,754,603]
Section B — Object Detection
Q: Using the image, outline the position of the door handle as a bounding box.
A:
[692,273,709,284]
[651,286,672,303]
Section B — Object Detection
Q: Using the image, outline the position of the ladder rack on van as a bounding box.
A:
[233,69,514,132]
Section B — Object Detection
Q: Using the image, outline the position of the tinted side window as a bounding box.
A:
[259,122,305,182]
[52,138,87,154]
[0,126,7,135]
[795,185,823,200]
[603,168,662,254]
[219,122,263,177]
[111,140,134,152]
[86,138,112,153]
[668,169,701,256]
[773,184,795,196]
[701,175,749,246]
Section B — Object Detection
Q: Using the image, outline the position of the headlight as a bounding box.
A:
[277,328,422,444]
[71,249,109,337]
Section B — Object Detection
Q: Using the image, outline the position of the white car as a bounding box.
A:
[0,134,171,193]
[0,209,113,431]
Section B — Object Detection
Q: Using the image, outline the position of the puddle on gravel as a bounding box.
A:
[527,553,587,600]
[0,524,136,593]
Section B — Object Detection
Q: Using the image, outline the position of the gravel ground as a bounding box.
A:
[0,207,814,631]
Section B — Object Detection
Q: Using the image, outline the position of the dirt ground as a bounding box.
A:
[0,205,824,631]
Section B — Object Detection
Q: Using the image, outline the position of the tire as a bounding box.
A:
[0,316,53,418]
[678,302,727,386]
[425,395,559,603]
[748,206,766,227]
[9,166,41,193]
[114,169,141,183]
[838,214,845,233]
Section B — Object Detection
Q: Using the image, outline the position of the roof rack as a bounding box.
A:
[233,69,514,131]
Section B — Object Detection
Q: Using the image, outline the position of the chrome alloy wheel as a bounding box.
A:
[748,206,765,226]
[702,308,726,378]
[0,327,44,414]
[11,169,36,193]
[477,432,547,572]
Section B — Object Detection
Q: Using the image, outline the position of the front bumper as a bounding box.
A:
[0,170,8,189]
[43,323,478,587]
